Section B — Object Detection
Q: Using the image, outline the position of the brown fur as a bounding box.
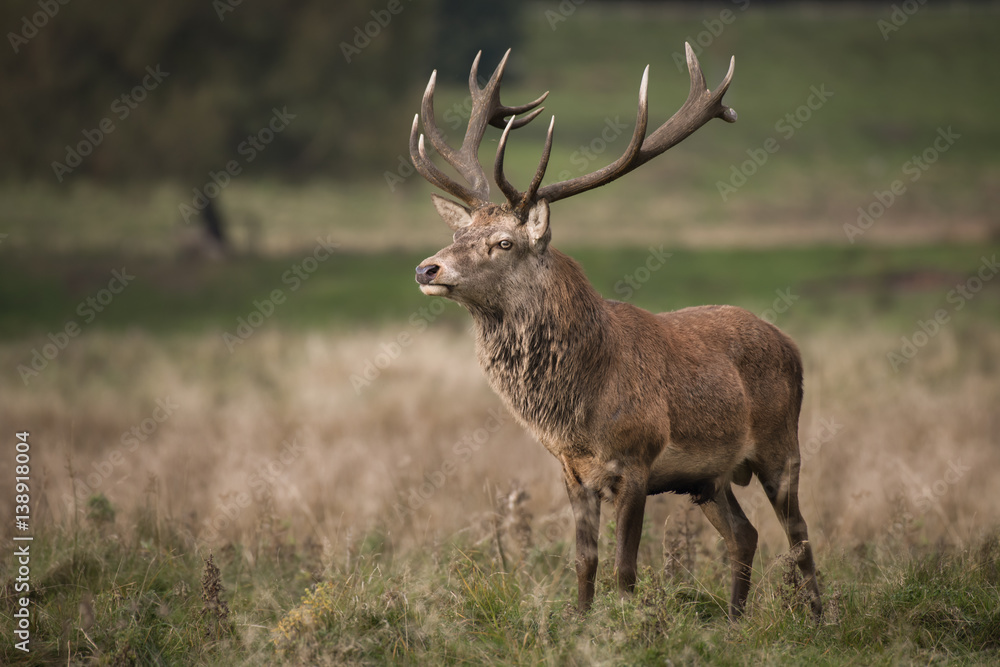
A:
[416,201,822,620]
[411,45,818,621]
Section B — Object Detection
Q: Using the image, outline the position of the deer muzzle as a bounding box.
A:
[415,261,452,296]
[415,262,440,284]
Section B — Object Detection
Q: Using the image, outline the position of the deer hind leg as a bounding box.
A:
[757,455,823,621]
[699,483,758,621]
[564,472,601,612]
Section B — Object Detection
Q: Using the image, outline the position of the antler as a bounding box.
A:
[533,43,736,204]
[495,114,555,214]
[412,44,735,215]
[409,49,549,209]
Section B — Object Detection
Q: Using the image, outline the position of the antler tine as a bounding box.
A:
[491,91,549,129]
[412,49,550,208]
[417,69,491,207]
[419,72,459,172]
[718,56,738,122]
[535,66,651,204]
[462,50,547,178]
[493,116,520,206]
[409,115,482,206]
[686,41,709,97]
[535,45,736,205]
[525,116,555,203]
[446,49,515,200]
[494,115,556,214]
[474,49,550,130]
[497,96,548,129]
[638,43,736,157]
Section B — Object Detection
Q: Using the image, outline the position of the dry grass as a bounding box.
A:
[2,323,997,559]
[1,322,998,663]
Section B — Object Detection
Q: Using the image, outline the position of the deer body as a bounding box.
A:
[473,247,787,485]
[409,46,822,620]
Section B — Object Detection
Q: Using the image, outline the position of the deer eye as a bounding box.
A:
[498,240,512,250]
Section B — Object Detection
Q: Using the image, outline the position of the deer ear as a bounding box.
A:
[525,199,551,249]
[430,194,473,231]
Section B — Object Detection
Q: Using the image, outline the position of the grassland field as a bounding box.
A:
[2,3,1000,665]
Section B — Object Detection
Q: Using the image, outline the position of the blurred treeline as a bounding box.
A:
[0,0,522,183]
[1,0,979,184]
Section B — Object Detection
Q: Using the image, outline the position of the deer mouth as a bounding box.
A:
[419,283,452,297]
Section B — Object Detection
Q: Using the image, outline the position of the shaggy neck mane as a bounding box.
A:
[468,249,612,441]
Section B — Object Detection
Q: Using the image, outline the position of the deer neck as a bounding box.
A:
[468,249,611,442]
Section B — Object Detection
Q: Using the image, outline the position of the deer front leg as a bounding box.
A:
[613,473,648,596]
[564,467,601,612]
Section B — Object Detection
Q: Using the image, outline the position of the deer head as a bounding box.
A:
[413,45,736,310]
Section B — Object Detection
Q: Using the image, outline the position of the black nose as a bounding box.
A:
[415,263,439,285]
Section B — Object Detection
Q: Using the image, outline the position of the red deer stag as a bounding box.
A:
[410,45,822,621]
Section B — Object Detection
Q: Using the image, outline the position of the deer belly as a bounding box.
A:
[647,438,749,500]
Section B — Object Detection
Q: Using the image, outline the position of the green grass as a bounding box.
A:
[2,242,998,342]
[4,516,998,665]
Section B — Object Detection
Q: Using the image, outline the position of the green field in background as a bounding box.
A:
[452,3,999,199]
[2,243,998,342]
